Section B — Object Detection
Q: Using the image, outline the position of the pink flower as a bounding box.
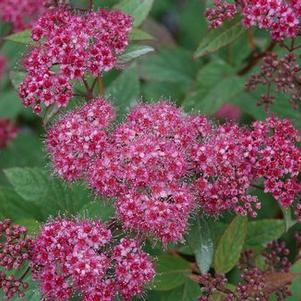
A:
[193,123,261,217]
[116,183,195,244]
[46,98,115,181]
[113,238,155,300]
[31,219,154,301]
[0,0,45,31]
[19,7,132,112]
[241,0,300,40]
[251,117,301,207]
[87,102,199,243]
[31,219,112,300]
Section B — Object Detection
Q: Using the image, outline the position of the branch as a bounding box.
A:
[238,41,277,76]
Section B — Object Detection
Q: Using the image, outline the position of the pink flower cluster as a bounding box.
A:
[0,118,17,149]
[31,219,155,301]
[0,0,45,31]
[192,124,261,217]
[19,8,132,113]
[205,0,301,40]
[46,98,115,181]
[251,117,301,207]
[242,0,300,40]
[46,99,301,243]
[0,219,33,299]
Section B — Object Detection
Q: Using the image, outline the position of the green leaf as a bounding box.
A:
[118,44,154,65]
[140,47,199,87]
[164,279,200,301]
[287,259,301,301]
[130,28,154,41]
[5,29,32,44]
[186,216,214,274]
[183,59,244,114]
[177,0,207,50]
[43,104,60,126]
[0,133,45,186]
[0,187,44,221]
[115,0,154,27]
[245,219,285,249]
[9,70,26,90]
[214,216,248,273]
[79,201,115,221]
[281,207,296,232]
[194,16,246,58]
[105,64,140,118]
[0,89,24,118]
[153,255,191,291]
[4,167,92,218]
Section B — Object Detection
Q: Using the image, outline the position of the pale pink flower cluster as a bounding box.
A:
[0,0,45,31]
[19,8,132,113]
[31,219,155,301]
[46,99,301,242]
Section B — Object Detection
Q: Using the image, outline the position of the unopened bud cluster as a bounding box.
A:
[0,220,33,300]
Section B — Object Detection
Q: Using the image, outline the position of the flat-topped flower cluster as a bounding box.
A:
[0,219,155,301]
[46,99,301,244]
[206,0,301,40]
[19,7,132,113]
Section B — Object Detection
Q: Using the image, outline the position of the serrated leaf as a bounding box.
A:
[245,219,285,249]
[115,0,154,27]
[194,16,246,58]
[186,216,214,274]
[214,216,248,274]
[4,167,92,217]
[118,44,154,65]
[153,255,191,291]
[130,28,154,41]
[0,187,45,221]
[5,29,32,44]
